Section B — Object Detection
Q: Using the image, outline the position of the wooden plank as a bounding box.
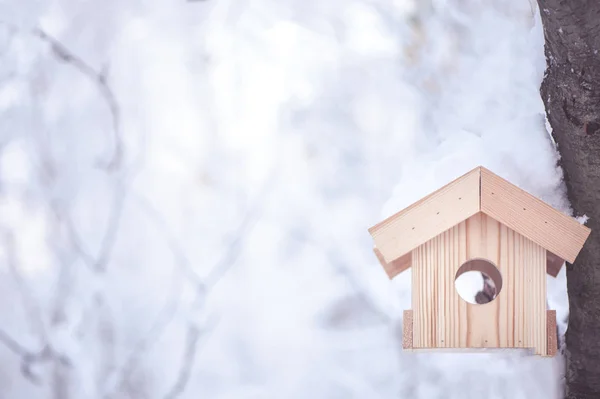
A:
[547,310,558,357]
[402,310,413,350]
[407,348,534,354]
[412,220,468,349]
[546,251,565,278]
[412,212,548,355]
[373,247,411,279]
[369,167,481,263]
[481,167,590,263]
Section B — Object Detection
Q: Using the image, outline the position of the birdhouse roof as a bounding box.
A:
[368,166,591,278]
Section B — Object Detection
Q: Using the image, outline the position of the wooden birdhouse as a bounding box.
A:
[369,166,591,356]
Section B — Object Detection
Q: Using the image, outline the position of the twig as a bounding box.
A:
[162,312,218,399]
[1,231,72,385]
[102,192,208,398]
[204,173,275,289]
[299,232,391,324]
[52,184,126,273]
[103,270,184,398]
[0,328,30,357]
[0,329,70,385]
[328,249,391,323]
[93,186,126,272]
[0,21,123,170]
[49,255,76,327]
[32,28,122,170]
[132,193,205,287]
[21,345,71,385]
[105,170,275,397]
[159,177,274,398]
[162,325,202,399]
[102,193,200,398]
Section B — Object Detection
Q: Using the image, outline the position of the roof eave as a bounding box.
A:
[369,165,591,276]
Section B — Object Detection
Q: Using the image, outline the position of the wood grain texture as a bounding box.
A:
[403,310,413,349]
[373,247,411,279]
[411,212,549,355]
[547,310,557,357]
[369,167,480,263]
[376,241,567,278]
[481,167,590,263]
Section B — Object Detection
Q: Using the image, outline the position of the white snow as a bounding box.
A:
[0,0,573,398]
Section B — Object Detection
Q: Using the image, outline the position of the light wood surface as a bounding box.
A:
[377,246,568,278]
[369,166,590,275]
[374,247,411,279]
[411,212,549,355]
[480,167,590,264]
[369,167,480,263]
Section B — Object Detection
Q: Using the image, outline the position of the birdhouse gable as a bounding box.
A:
[369,166,591,279]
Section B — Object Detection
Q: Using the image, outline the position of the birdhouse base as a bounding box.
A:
[402,309,558,357]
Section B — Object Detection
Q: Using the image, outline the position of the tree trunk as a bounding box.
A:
[536,1,600,398]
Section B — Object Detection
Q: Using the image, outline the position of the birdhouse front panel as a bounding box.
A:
[410,212,549,355]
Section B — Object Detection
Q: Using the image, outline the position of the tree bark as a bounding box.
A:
[536,1,600,398]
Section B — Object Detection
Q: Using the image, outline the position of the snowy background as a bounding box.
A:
[0,0,575,398]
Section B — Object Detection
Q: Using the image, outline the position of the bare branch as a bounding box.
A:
[49,256,76,327]
[21,344,71,386]
[0,327,45,385]
[163,325,202,399]
[163,317,217,399]
[328,252,391,324]
[158,177,274,398]
[0,328,30,357]
[0,329,70,385]
[0,231,72,386]
[33,27,122,170]
[103,271,184,398]
[93,186,126,273]
[102,193,198,398]
[204,173,275,289]
[301,233,391,324]
[104,172,275,397]
[51,184,126,273]
[0,20,123,170]
[132,193,205,287]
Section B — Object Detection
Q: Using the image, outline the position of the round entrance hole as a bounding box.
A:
[454,259,503,305]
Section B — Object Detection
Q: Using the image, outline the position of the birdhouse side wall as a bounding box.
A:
[411,212,548,355]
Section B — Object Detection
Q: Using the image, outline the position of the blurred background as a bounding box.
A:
[0,0,575,398]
